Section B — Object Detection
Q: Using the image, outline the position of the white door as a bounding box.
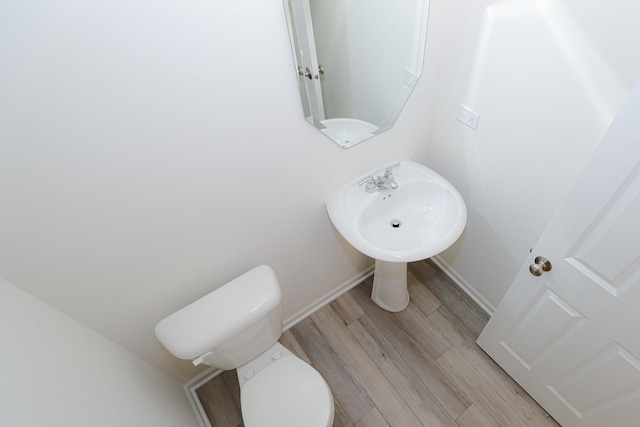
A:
[477,80,640,427]
[286,0,325,122]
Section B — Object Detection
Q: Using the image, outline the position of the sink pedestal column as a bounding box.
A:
[371,260,409,312]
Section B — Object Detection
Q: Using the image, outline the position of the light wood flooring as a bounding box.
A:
[196,259,560,427]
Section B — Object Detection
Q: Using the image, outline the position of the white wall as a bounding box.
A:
[4,0,634,391]
[0,277,198,427]
[0,0,448,380]
[425,0,640,310]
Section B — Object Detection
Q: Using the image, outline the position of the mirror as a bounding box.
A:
[284,0,430,149]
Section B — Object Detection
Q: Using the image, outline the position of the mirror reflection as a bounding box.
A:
[284,0,430,148]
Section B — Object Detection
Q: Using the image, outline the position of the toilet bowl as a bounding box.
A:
[239,342,333,427]
[154,265,334,427]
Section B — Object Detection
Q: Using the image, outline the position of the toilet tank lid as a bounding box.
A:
[154,265,281,360]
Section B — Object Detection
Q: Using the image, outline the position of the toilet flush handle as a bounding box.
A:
[192,350,213,366]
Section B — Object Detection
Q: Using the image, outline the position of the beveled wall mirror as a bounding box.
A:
[284,0,430,149]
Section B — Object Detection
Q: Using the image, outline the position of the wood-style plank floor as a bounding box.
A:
[196,259,560,427]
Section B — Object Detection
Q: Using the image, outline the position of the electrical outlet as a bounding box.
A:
[403,68,419,87]
[457,104,480,130]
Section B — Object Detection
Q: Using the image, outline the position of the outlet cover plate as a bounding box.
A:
[404,68,419,87]
[457,104,480,130]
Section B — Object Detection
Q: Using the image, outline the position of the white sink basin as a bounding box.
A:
[327,161,467,263]
[326,161,467,312]
[320,118,379,146]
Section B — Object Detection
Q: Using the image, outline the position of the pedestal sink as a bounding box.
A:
[326,161,467,312]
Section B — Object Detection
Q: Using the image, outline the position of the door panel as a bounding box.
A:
[549,343,640,419]
[566,166,640,298]
[478,81,640,427]
[501,287,585,370]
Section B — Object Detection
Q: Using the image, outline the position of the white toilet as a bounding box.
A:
[155,265,334,427]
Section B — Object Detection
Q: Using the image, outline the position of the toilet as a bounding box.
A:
[154,265,334,427]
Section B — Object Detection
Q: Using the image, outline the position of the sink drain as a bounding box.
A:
[390,219,402,228]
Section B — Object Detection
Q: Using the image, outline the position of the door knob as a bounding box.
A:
[304,67,313,80]
[529,256,552,276]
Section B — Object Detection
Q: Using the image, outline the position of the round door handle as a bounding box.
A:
[304,67,313,80]
[529,256,552,276]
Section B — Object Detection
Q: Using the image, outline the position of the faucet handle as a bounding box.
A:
[358,175,377,192]
[385,163,401,176]
[358,175,376,186]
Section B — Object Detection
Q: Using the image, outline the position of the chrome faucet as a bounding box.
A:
[358,163,400,193]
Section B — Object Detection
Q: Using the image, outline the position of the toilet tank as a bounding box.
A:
[155,265,283,370]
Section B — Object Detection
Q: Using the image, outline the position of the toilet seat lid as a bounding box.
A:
[241,356,334,427]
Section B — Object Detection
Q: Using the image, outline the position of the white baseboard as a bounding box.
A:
[283,264,374,330]
[184,366,218,427]
[431,255,495,316]
[184,264,375,426]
